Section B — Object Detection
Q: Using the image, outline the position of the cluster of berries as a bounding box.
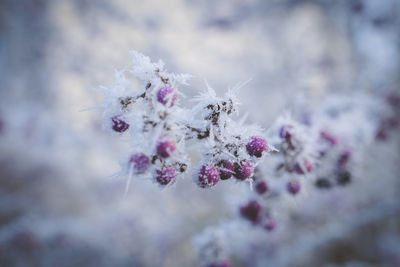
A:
[236,167,276,231]
[315,130,354,189]
[111,83,186,187]
[196,135,268,188]
[236,119,319,230]
[275,123,315,196]
[92,51,270,190]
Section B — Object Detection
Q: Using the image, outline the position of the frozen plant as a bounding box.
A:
[233,115,320,232]
[87,51,271,191]
[193,89,396,266]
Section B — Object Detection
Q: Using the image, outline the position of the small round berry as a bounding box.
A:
[315,178,331,189]
[320,130,338,146]
[255,180,269,195]
[294,159,313,175]
[264,218,277,231]
[156,135,177,158]
[197,165,220,188]
[336,170,352,186]
[156,167,177,186]
[279,125,293,139]
[246,136,268,157]
[337,149,352,169]
[234,161,254,181]
[219,160,235,180]
[287,180,301,195]
[111,115,129,133]
[129,153,150,174]
[206,260,231,267]
[240,200,262,224]
[157,86,178,107]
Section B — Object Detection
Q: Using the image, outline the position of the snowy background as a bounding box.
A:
[0,0,399,266]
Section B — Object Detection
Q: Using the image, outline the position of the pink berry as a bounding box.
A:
[156,167,177,186]
[264,218,277,231]
[240,200,262,224]
[255,180,269,195]
[197,165,220,188]
[246,136,268,157]
[219,160,235,180]
[157,86,178,107]
[156,135,177,158]
[294,159,313,174]
[287,180,301,195]
[320,130,338,146]
[207,260,231,267]
[279,125,293,139]
[111,115,129,132]
[234,161,254,180]
[129,153,150,174]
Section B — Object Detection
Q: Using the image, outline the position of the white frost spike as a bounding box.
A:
[229,78,252,94]
[124,164,134,198]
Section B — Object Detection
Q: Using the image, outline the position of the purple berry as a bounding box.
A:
[219,160,235,180]
[156,167,177,186]
[337,149,352,169]
[129,153,150,174]
[264,218,277,232]
[255,180,269,195]
[234,161,254,180]
[320,130,338,146]
[287,180,301,195]
[240,200,262,224]
[294,159,313,175]
[246,136,268,157]
[279,124,293,139]
[111,115,129,133]
[157,86,178,107]
[206,260,231,267]
[156,135,177,158]
[197,165,220,188]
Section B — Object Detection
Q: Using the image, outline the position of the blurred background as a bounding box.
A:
[0,0,399,266]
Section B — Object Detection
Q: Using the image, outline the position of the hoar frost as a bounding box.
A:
[88,51,271,191]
